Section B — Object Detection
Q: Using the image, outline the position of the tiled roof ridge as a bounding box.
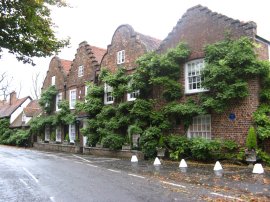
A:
[159,4,257,50]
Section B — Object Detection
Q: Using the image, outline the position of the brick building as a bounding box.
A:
[66,41,106,144]
[100,24,161,104]
[41,56,72,142]
[158,5,270,144]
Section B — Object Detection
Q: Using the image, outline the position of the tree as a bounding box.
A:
[31,72,42,100]
[0,0,69,65]
[0,72,12,100]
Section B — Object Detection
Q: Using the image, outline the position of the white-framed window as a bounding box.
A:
[185,59,206,94]
[188,115,211,139]
[45,126,50,141]
[69,89,76,109]
[85,85,90,102]
[56,126,62,142]
[51,76,55,86]
[127,81,139,101]
[78,65,84,77]
[117,50,125,64]
[69,124,76,143]
[56,92,62,111]
[104,83,114,104]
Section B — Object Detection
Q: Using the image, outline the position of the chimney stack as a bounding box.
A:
[9,91,17,105]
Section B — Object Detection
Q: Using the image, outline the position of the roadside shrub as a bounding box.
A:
[246,126,257,150]
[4,130,30,146]
[256,149,270,166]
[101,134,125,150]
[190,138,222,161]
[86,133,99,147]
[139,127,161,159]
[165,135,191,160]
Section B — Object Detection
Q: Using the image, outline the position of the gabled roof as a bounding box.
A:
[136,32,161,52]
[60,59,72,75]
[0,96,31,118]
[24,100,41,117]
[90,46,106,64]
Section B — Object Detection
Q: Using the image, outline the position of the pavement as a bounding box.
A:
[81,154,270,201]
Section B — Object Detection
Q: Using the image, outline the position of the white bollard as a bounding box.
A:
[179,159,188,168]
[252,163,264,174]
[131,155,138,163]
[153,157,161,166]
[213,161,223,171]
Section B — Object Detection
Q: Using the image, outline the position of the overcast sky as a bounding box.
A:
[0,0,269,99]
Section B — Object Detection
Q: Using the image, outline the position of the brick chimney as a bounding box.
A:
[9,91,17,105]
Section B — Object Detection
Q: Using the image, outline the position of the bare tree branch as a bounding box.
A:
[0,72,12,100]
[31,72,41,100]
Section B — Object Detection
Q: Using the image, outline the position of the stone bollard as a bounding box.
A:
[179,159,188,168]
[131,155,138,163]
[153,157,161,166]
[213,161,223,171]
[252,163,264,174]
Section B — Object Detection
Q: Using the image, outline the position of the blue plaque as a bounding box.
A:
[229,113,236,121]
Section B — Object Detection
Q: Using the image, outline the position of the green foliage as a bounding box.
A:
[165,135,191,160]
[253,104,270,140]
[245,126,257,150]
[133,43,190,101]
[256,149,270,166]
[139,126,162,158]
[29,115,54,135]
[202,37,270,113]
[0,0,69,65]
[39,85,57,114]
[0,129,30,147]
[164,100,205,130]
[0,118,9,136]
[54,101,76,125]
[101,134,125,150]
[127,125,142,144]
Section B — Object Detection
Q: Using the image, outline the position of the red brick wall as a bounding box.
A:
[101,24,147,74]
[158,5,262,145]
[42,56,67,92]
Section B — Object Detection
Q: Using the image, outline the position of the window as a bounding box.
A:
[104,83,114,104]
[85,85,90,102]
[56,92,62,111]
[51,76,55,86]
[185,59,206,94]
[117,50,125,64]
[56,127,62,142]
[78,65,84,77]
[188,115,211,139]
[69,89,76,109]
[45,126,50,141]
[69,124,76,143]
[127,81,139,101]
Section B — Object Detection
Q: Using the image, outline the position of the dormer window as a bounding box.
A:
[185,59,206,94]
[78,65,84,77]
[51,76,55,86]
[117,50,125,64]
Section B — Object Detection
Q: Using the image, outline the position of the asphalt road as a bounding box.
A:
[0,145,202,202]
[2,146,269,202]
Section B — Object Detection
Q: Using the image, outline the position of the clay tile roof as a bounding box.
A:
[136,32,161,52]
[60,59,72,74]
[24,100,41,117]
[91,46,106,64]
[0,97,30,118]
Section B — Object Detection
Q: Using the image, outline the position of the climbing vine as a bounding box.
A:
[201,37,269,113]
[39,85,57,114]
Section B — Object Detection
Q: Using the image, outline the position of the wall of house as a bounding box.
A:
[10,98,31,124]
[101,24,147,74]
[42,57,67,92]
[158,5,261,145]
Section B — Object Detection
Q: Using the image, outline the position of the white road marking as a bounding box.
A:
[74,161,83,164]
[23,167,39,183]
[19,178,28,187]
[87,164,98,168]
[161,181,186,188]
[128,174,145,179]
[210,192,243,201]
[95,159,120,163]
[50,196,56,202]
[107,169,121,173]
[72,154,92,163]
